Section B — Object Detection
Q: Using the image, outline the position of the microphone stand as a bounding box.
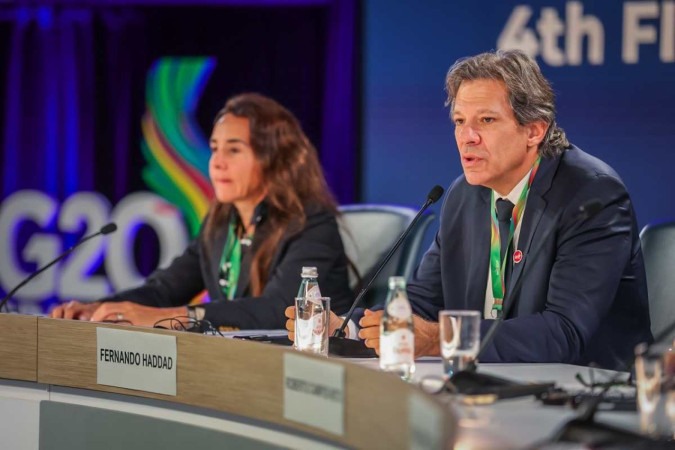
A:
[547,390,659,447]
[543,204,675,446]
[447,200,605,396]
[329,186,444,357]
[543,361,663,447]
[0,223,117,312]
[546,309,675,446]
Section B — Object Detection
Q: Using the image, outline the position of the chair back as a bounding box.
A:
[337,204,436,307]
[640,221,675,343]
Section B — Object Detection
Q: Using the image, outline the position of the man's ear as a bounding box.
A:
[526,120,548,149]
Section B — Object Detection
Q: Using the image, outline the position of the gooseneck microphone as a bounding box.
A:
[548,289,674,446]
[467,199,602,372]
[471,200,604,367]
[447,200,605,394]
[329,185,444,357]
[0,223,118,312]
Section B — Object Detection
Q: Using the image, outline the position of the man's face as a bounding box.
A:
[452,79,541,195]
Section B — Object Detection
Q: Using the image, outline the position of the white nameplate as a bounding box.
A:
[409,392,444,450]
[97,327,177,396]
[283,353,344,435]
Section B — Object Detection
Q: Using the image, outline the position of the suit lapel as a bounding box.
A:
[465,188,491,311]
[505,154,561,314]
[509,195,545,292]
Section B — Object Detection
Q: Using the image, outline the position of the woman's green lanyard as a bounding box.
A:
[490,156,541,317]
[218,216,253,300]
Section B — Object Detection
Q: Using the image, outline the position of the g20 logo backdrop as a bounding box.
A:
[0,58,216,313]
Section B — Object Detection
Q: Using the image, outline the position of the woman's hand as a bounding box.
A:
[89,302,189,328]
[285,306,346,342]
[50,300,101,321]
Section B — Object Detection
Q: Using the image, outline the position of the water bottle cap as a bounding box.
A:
[301,266,319,278]
[388,276,406,289]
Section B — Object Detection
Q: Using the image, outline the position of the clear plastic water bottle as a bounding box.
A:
[379,276,415,380]
[294,267,328,355]
[297,266,321,299]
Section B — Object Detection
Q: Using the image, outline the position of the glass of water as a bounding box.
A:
[294,297,330,356]
[635,342,675,437]
[439,310,480,377]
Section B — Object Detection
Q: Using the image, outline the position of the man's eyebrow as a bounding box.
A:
[453,108,501,116]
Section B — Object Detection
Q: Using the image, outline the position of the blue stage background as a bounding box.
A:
[363,0,675,232]
[1,0,673,311]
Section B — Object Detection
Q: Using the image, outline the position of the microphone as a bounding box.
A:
[329,185,444,357]
[448,199,605,394]
[448,197,656,445]
[547,299,675,446]
[0,223,118,312]
[475,199,602,367]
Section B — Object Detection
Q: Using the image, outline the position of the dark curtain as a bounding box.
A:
[0,1,359,309]
[1,1,358,201]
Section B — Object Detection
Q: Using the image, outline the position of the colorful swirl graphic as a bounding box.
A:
[141,57,216,237]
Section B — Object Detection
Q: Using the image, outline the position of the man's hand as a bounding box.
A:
[50,300,101,321]
[285,306,347,342]
[414,315,441,356]
[358,309,383,354]
[358,309,441,357]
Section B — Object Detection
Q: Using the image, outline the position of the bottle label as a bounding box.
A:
[379,329,414,366]
[306,284,321,300]
[295,302,328,353]
[386,294,412,319]
[296,312,326,341]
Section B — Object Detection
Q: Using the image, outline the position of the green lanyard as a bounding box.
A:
[489,157,541,317]
[219,213,256,301]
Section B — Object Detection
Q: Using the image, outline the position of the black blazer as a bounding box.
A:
[408,145,652,369]
[101,207,353,329]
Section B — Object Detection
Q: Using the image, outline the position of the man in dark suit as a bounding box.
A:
[358,49,652,370]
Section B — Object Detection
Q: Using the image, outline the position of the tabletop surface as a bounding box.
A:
[345,357,640,449]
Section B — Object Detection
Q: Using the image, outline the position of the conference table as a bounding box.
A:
[361,358,640,449]
[0,314,645,449]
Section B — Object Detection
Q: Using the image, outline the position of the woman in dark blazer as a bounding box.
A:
[51,93,353,330]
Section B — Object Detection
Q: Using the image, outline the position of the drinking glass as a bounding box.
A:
[635,342,675,437]
[438,310,480,377]
[294,297,330,356]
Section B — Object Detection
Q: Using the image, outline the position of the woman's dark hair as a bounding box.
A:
[205,93,337,296]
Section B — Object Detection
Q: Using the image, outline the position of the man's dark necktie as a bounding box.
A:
[496,198,515,292]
